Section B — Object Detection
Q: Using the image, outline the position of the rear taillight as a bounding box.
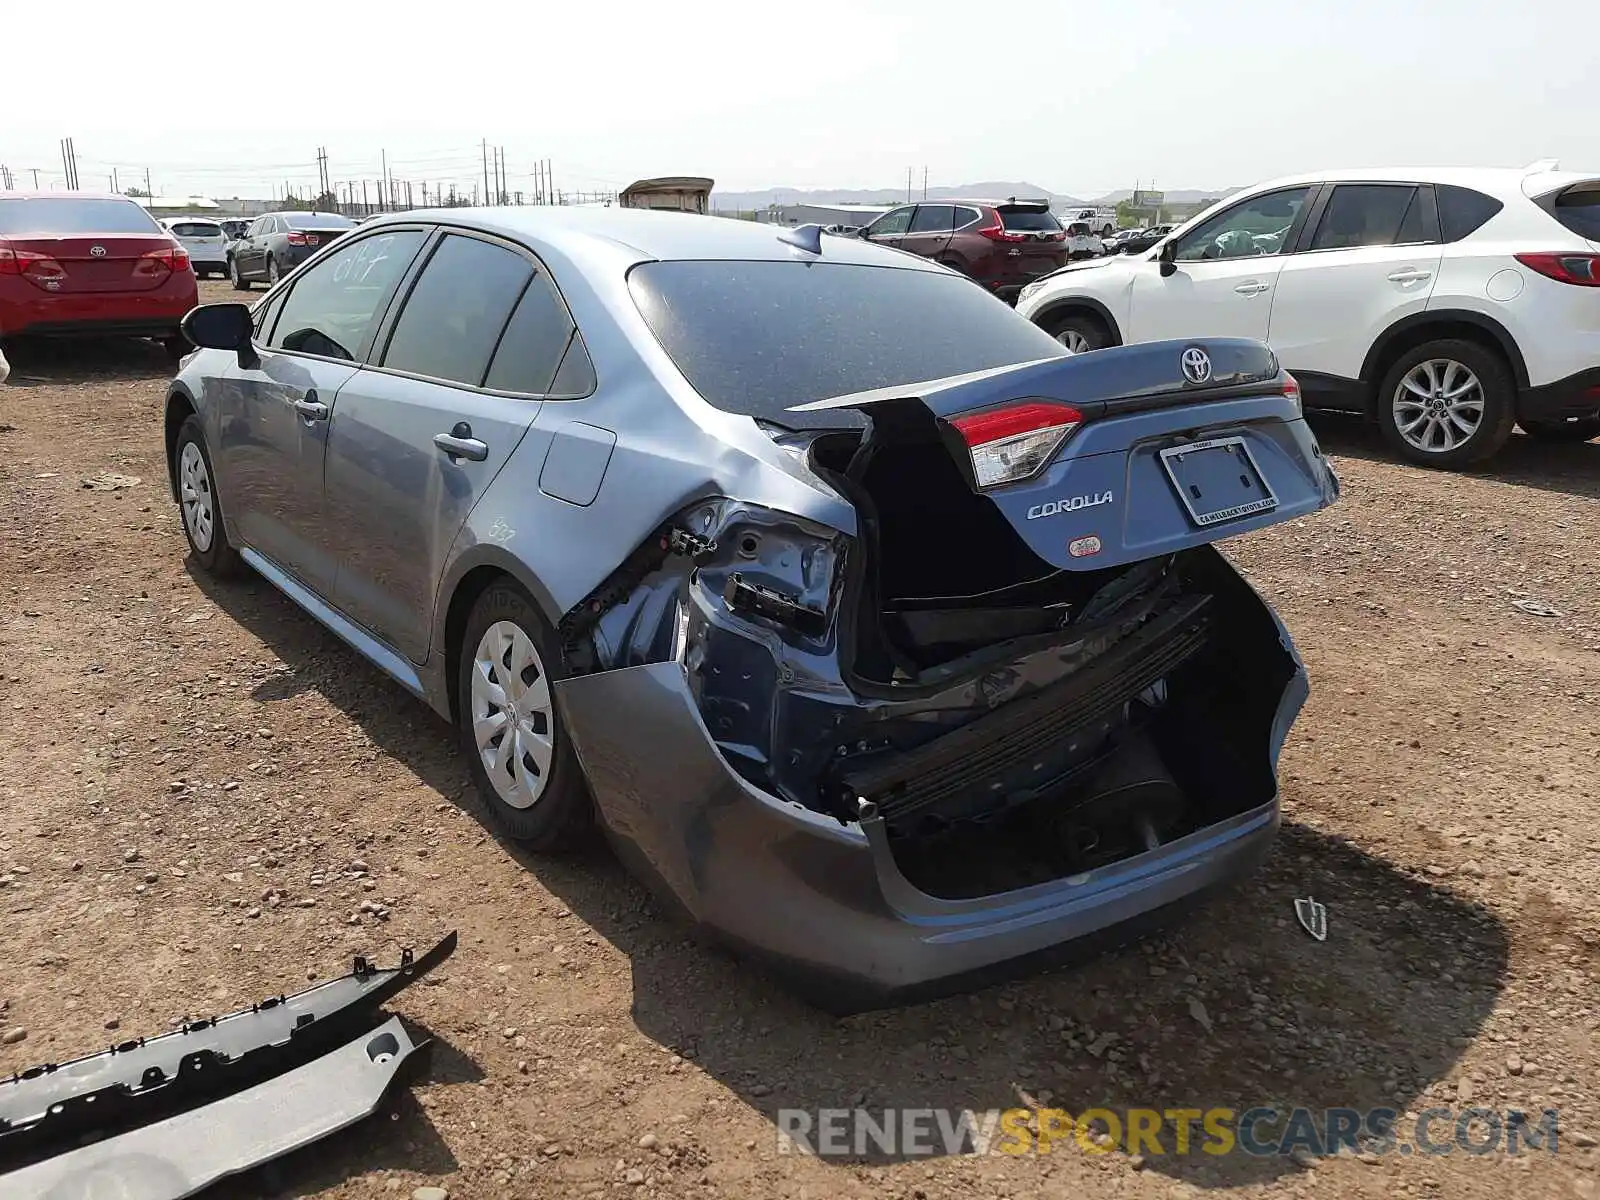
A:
[1046,230,1066,242]
[950,400,1083,488]
[285,231,309,246]
[977,215,1026,244]
[0,244,64,279]
[1515,252,1600,286]
[1282,371,1302,414]
[136,245,191,276]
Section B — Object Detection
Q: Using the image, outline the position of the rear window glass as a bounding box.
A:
[629,260,1063,421]
[0,198,161,235]
[1437,185,1505,242]
[999,208,1061,232]
[171,223,223,237]
[1551,188,1600,241]
[282,212,356,230]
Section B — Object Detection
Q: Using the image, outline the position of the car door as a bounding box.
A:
[859,206,914,250]
[214,225,429,595]
[237,218,264,277]
[1267,182,1443,385]
[1126,187,1315,344]
[899,203,957,261]
[323,230,581,662]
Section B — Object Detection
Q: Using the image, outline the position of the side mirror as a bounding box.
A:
[181,302,257,367]
[1158,239,1178,277]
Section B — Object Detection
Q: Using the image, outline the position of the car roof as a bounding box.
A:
[359,206,951,271]
[1239,165,1598,197]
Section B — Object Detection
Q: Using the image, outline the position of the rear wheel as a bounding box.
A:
[162,335,190,362]
[1520,414,1600,443]
[174,415,242,577]
[1041,311,1112,355]
[228,257,249,290]
[457,581,592,849]
[937,256,967,276]
[1376,339,1515,469]
[266,257,281,286]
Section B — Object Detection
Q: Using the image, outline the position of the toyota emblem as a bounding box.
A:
[89,245,107,257]
[1180,346,1212,384]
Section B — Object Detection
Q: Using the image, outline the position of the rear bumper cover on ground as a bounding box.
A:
[557,652,1307,1011]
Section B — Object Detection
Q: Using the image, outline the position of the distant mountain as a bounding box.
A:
[710,181,1235,212]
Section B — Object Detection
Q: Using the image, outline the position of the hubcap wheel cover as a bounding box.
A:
[1393,359,1484,453]
[178,441,215,552]
[1056,328,1092,355]
[469,620,555,810]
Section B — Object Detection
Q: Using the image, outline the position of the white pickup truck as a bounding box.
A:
[1062,207,1120,238]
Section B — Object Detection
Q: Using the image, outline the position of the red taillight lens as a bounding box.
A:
[977,215,1026,244]
[0,243,64,279]
[950,400,1083,488]
[285,231,309,246]
[136,245,191,276]
[1515,252,1600,286]
[1281,371,1302,413]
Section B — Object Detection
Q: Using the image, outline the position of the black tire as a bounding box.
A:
[162,335,190,362]
[173,414,242,578]
[1040,310,1113,355]
[228,257,250,290]
[1520,415,1600,444]
[1375,339,1516,469]
[938,256,967,276]
[266,257,281,286]
[456,581,592,850]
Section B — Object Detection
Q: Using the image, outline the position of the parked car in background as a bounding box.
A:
[0,192,197,359]
[1063,207,1120,238]
[1016,165,1600,466]
[857,198,1067,301]
[1113,225,1174,256]
[1064,221,1104,260]
[161,217,230,278]
[226,211,357,289]
[219,218,251,241]
[163,206,1335,1009]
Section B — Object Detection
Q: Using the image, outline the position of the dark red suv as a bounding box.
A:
[857,198,1067,301]
[0,193,199,358]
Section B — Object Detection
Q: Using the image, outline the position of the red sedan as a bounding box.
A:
[0,193,199,359]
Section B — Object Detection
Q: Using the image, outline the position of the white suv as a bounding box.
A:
[1015,165,1600,468]
[159,217,230,280]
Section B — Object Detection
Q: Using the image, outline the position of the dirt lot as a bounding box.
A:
[1,280,1597,1200]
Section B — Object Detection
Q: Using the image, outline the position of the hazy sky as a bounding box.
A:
[4,0,1589,200]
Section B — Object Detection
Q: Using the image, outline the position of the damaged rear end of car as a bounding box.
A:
[548,256,1338,1011]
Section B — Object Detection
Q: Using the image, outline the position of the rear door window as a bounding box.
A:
[1551,187,1600,241]
[1436,185,1504,242]
[268,228,427,361]
[1310,185,1429,250]
[381,234,532,386]
[864,208,913,237]
[909,204,956,233]
[953,205,982,228]
[483,270,577,394]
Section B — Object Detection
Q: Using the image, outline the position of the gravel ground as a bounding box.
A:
[1,281,1597,1200]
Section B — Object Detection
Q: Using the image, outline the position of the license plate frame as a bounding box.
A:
[1158,435,1278,528]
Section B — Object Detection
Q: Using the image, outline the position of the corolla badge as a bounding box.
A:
[1180,346,1212,384]
[1026,491,1113,520]
[89,245,107,257]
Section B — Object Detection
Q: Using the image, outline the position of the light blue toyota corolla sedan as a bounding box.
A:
[163,207,1338,1010]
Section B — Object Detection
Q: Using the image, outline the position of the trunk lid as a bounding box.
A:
[994,203,1068,273]
[792,338,1339,571]
[1,234,183,293]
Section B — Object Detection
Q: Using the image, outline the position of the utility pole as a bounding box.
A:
[498,146,506,205]
[481,139,490,208]
[112,167,119,193]
[144,167,152,197]
[922,166,928,200]
[32,168,41,188]
[361,179,369,215]
[906,167,912,204]
[0,165,12,190]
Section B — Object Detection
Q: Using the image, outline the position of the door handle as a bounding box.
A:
[434,422,488,462]
[292,393,329,421]
[1235,281,1270,295]
[1387,269,1433,283]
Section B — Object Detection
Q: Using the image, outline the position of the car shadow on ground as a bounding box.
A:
[188,567,1510,1189]
[202,1023,477,1199]
[1306,410,1600,501]
[0,336,178,386]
